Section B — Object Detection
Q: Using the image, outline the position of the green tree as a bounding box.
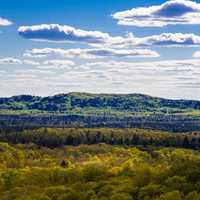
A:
[157,191,183,200]
[110,193,133,200]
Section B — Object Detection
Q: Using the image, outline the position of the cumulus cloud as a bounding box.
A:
[18,24,200,47]
[0,57,40,65]
[94,32,200,47]
[3,59,200,99]
[83,48,159,58]
[18,24,140,48]
[139,33,200,46]
[23,60,40,66]
[41,60,75,69]
[193,51,200,58]
[23,48,159,59]
[18,24,112,44]
[0,17,12,26]
[0,57,22,65]
[112,0,200,27]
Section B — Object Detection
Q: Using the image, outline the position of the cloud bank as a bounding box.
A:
[42,60,75,69]
[1,59,200,99]
[0,57,39,65]
[18,24,200,47]
[139,33,200,46]
[113,0,200,27]
[23,48,159,59]
[0,57,22,65]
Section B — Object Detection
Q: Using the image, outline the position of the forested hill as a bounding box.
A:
[0,92,200,114]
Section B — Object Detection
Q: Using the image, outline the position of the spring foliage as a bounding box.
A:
[0,140,200,200]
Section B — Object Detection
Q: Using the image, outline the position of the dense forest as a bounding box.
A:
[0,128,199,199]
[0,141,200,200]
[0,93,200,199]
[0,128,200,149]
[1,113,200,132]
[1,92,200,114]
[1,93,200,132]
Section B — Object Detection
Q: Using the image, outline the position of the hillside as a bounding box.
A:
[0,92,200,114]
[1,93,200,132]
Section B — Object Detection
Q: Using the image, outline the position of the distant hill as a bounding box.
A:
[1,93,200,132]
[0,92,200,114]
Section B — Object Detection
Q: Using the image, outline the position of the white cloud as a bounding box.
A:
[2,59,200,99]
[41,60,75,69]
[0,57,40,66]
[0,17,12,26]
[23,60,40,66]
[138,32,200,46]
[94,32,200,47]
[112,0,200,27]
[15,69,57,75]
[193,51,200,58]
[0,57,22,65]
[17,24,139,48]
[23,52,47,58]
[24,48,159,59]
[18,24,112,44]
[18,24,200,47]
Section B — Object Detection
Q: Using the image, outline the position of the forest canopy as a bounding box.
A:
[0,141,200,200]
[1,92,200,114]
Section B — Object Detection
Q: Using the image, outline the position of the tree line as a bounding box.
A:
[0,128,199,149]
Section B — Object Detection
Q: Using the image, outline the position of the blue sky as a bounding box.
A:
[1,0,200,99]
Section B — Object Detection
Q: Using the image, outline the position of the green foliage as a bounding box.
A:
[1,92,200,114]
[157,191,183,200]
[185,191,200,200]
[1,93,200,133]
[0,128,199,149]
[0,141,200,200]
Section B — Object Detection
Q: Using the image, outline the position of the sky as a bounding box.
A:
[1,0,200,99]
